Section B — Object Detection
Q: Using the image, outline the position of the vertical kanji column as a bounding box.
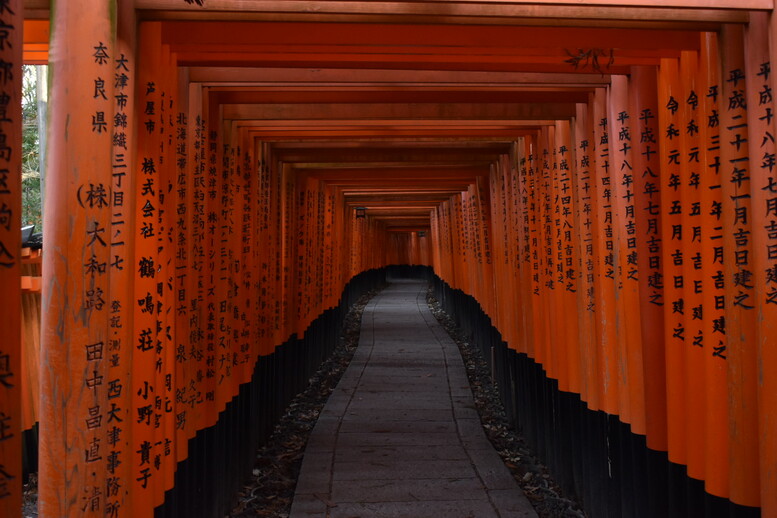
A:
[40,1,116,516]
[105,2,137,516]
[0,1,23,515]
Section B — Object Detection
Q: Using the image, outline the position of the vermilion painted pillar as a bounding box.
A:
[719,23,760,510]
[608,76,642,517]
[181,81,207,445]
[744,12,777,516]
[430,210,440,275]
[698,30,729,503]
[763,4,777,507]
[157,42,178,498]
[475,176,494,320]
[322,183,335,308]
[657,57,688,470]
[200,85,219,431]
[573,100,601,412]
[488,157,509,347]
[173,70,193,466]
[40,1,116,516]
[536,126,554,380]
[524,134,540,361]
[243,128,260,365]
[502,153,520,350]
[592,87,620,417]
[609,75,645,434]
[504,151,522,353]
[236,125,254,386]
[555,120,581,395]
[267,145,284,351]
[106,3,137,516]
[281,162,296,343]
[437,201,450,287]
[0,2,23,516]
[450,194,463,293]
[678,49,706,484]
[628,65,668,455]
[131,22,164,516]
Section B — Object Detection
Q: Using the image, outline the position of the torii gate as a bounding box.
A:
[2,1,777,517]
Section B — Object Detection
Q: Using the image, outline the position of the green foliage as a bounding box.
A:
[21,65,42,230]
[21,176,41,229]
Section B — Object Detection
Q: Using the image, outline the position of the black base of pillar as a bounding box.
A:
[153,267,388,518]
[431,274,761,518]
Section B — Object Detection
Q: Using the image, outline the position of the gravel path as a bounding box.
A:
[228,288,383,517]
[426,289,586,518]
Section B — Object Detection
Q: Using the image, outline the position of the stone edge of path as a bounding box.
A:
[226,286,385,518]
[426,289,587,518]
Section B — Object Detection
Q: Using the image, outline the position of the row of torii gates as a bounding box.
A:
[2,1,777,517]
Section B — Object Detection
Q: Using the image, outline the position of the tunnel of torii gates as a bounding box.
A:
[5,0,777,517]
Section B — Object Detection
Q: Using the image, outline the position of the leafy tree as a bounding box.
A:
[21,65,42,230]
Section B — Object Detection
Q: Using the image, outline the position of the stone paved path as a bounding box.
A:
[289,280,537,518]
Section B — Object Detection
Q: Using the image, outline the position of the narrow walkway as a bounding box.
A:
[290,280,537,518]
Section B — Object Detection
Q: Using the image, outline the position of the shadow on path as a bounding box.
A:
[290,280,537,518]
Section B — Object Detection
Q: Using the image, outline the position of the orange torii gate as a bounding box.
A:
[427,16,777,518]
[4,1,777,517]
[27,5,429,517]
